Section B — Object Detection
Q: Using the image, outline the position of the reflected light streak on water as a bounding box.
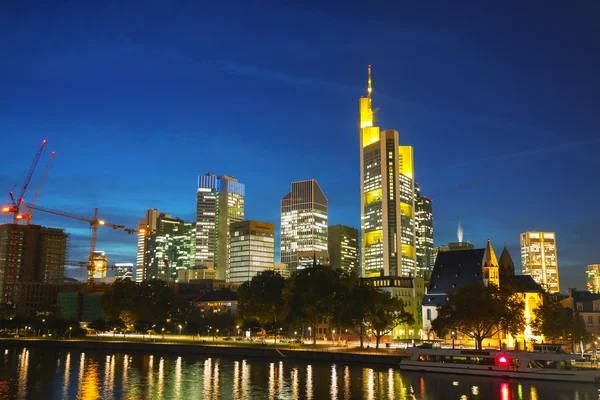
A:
[306,365,313,400]
[291,367,299,400]
[174,356,182,400]
[122,354,129,390]
[232,361,240,400]
[388,368,394,400]
[364,368,375,400]
[278,361,284,395]
[78,359,100,400]
[330,364,338,400]
[212,359,219,400]
[344,366,350,400]
[62,352,71,400]
[78,352,85,391]
[146,355,153,400]
[268,363,275,400]
[157,357,164,399]
[203,358,213,395]
[530,385,538,400]
[17,348,29,399]
[500,382,510,400]
[241,359,249,399]
[103,355,114,400]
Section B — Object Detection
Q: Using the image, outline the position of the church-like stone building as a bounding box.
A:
[422,238,543,349]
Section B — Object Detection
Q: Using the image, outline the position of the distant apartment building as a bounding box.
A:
[229,220,275,284]
[195,173,245,280]
[328,225,359,274]
[520,231,560,293]
[177,267,217,283]
[136,209,195,282]
[273,263,290,279]
[114,263,134,279]
[0,223,68,304]
[415,183,433,278]
[586,264,600,294]
[280,180,328,273]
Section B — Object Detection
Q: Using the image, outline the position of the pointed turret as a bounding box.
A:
[482,237,500,286]
[499,246,515,285]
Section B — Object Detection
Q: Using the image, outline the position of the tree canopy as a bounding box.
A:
[431,282,525,350]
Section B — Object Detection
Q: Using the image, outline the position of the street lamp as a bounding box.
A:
[332,330,336,345]
[178,324,182,336]
[162,327,165,340]
[69,327,72,340]
[451,331,456,349]
[236,325,240,337]
[215,329,219,341]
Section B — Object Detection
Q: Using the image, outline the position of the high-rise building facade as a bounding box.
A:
[136,209,160,282]
[520,231,560,293]
[415,184,434,278]
[195,173,245,280]
[136,210,195,282]
[586,264,600,294]
[0,224,68,303]
[328,225,359,274]
[360,65,416,278]
[229,220,275,283]
[281,180,328,272]
[90,251,108,280]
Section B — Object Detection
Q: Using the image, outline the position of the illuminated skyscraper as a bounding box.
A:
[360,65,416,277]
[328,225,359,275]
[137,209,195,282]
[586,264,600,293]
[195,173,245,280]
[229,220,275,284]
[520,231,560,293]
[415,184,434,278]
[280,180,328,272]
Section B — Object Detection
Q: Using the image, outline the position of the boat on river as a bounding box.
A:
[399,347,600,383]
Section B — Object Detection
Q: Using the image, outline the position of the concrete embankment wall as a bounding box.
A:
[0,339,405,366]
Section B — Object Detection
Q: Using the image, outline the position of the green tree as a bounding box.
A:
[134,279,174,325]
[331,273,371,348]
[284,265,340,345]
[99,278,138,319]
[431,283,525,350]
[531,299,570,342]
[364,289,414,349]
[237,271,286,338]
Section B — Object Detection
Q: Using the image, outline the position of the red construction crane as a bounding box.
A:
[23,151,56,225]
[24,204,138,290]
[2,139,47,222]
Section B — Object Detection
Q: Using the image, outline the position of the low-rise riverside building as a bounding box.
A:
[561,289,600,337]
[422,239,542,349]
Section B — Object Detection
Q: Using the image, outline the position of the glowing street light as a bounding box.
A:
[178,324,182,336]
[69,327,72,340]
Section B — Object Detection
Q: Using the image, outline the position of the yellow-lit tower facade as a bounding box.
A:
[360,66,416,277]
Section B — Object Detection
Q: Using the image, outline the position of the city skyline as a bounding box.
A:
[1,2,599,290]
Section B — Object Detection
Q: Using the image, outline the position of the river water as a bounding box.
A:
[0,347,597,399]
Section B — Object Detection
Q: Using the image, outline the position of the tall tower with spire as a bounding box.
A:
[359,66,416,278]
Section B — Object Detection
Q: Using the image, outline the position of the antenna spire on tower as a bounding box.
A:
[367,64,372,110]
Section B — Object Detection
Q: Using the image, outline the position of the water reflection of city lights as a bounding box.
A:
[330,364,338,400]
[388,368,394,399]
[157,357,164,399]
[174,356,182,399]
[278,361,284,395]
[344,366,351,400]
[452,381,459,386]
[530,385,538,400]
[17,349,29,399]
[233,361,240,399]
[306,365,313,400]
[460,395,468,400]
[203,358,213,395]
[241,359,250,399]
[366,368,375,400]
[78,359,100,400]
[291,367,299,400]
[472,385,479,395]
[269,362,276,399]
[212,360,220,400]
[63,353,71,400]
[500,383,510,400]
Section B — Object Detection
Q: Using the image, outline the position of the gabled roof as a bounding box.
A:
[423,248,485,307]
[509,275,542,292]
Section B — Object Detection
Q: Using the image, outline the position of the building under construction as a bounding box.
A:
[0,223,68,307]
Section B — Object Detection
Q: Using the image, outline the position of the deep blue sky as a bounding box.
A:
[1,1,599,289]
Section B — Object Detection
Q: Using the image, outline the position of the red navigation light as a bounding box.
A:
[42,139,47,144]
[498,356,508,364]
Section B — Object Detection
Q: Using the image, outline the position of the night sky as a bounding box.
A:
[1,1,598,289]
